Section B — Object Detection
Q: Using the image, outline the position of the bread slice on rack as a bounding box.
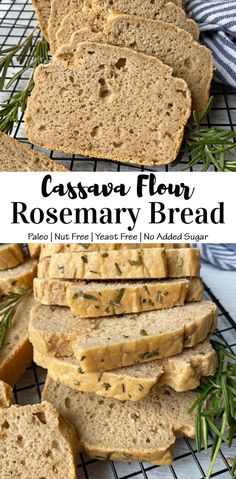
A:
[0,244,24,271]
[43,377,197,465]
[32,0,51,40]
[0,401,78,478]
[0,293,35,385]
[39,242,189,259]
[29,301,217,370]
[56,2,198,54]
[25,42,191,166]
[33,277,203,317]
[59,14,212,114]
[0,380,13,408]
[34,340,216,400]
[0,133,68,171]
[37,248,200,280]
[0,259,37,297]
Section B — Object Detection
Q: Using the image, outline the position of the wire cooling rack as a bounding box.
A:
[0,0,236,172]
[12,279,236,479]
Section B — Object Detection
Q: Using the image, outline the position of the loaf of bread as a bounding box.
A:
[0,244,24,271]
[28,243,41,259]
[0,380,13,408]
[39,242,189,260]
[0,133,68,171]
[34,340,216,400]
[60,14,212,114]
[0,259,37,298]
[0,293,34,385]
[56,3,199,54]
[0,401,78,478]
[37,248,200,280]
[34,277,203,316]
[32,0,51,40]
[29,301,217,371]
[25,42,191,166]
[43,377,196,465]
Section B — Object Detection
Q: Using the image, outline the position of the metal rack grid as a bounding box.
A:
[13,279,236,479]
[0,0,236,172]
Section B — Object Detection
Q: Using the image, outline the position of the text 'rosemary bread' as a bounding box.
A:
[0,132,67,172]
[0,244,24,271]
[39,242,189,260]
[56,2,199,54]
[0,259,37,298]
[0,293,35,385]
[34,277,203,316]
[43,377,197,465]
[37,248,200,280]
[25,42,191,166]
[60,14,212,114]
[34,340,216,400]
[29,301,217,372]
[0,401,78,478]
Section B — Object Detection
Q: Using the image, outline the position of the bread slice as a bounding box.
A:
[28,243,41,259]
[48,0,89,54]
[25,42,191,166]
[32,0,51,40]
[39,242,189,260]
[0,244,24,271]
[29,301,217,371]
[33,277,203,317]
[0,401,78,478]
[0,133,68,171]
[35,340,216,400]
[37,248,200,281]
[0,380,13,408]
[0,259,37,298]
[0,293,35,385]
[56,2,199,54]
[60,14,211,114]
[43,377,196,465]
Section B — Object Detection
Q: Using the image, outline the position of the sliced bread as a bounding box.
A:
[34,340,216,400]
[0,380,13,408]
[0,259,37,298]
[0,133,68,171]
[28,243,41,259]
[0,293,35,385]
[29,301,217,371]
[33,277,203,315]
[32,0,51,40]
[56,2,199,54]
[0,401,78,478]
[60,14,212,114]
[39,242,189,260]
[25,42,191,166]
[37,248,200,280]
[43,377,197,465]
[0,244,24,271]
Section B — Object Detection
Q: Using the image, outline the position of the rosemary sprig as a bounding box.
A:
[190,339,236,478]
[0,290,31,350]
[173,97,236,172]
[0,31,49,134]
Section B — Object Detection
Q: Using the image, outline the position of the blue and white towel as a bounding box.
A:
[196,244,236,270]
[185,0,236,88]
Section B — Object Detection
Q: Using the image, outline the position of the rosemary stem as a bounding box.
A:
[205,411,227,479]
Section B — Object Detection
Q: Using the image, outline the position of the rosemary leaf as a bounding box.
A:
[0,289,31,350]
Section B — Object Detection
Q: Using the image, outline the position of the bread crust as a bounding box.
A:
[0,244,24,271]
[0,259,37,298]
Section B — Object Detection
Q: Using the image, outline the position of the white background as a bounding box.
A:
[0,172,235,243]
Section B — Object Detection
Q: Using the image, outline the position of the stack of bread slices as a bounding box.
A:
[27,0,214,166]
[29,243,218,465]
[0,244,37,385]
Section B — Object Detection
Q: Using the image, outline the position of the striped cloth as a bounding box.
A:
[196,244,236,270]
[185,0,236,88]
